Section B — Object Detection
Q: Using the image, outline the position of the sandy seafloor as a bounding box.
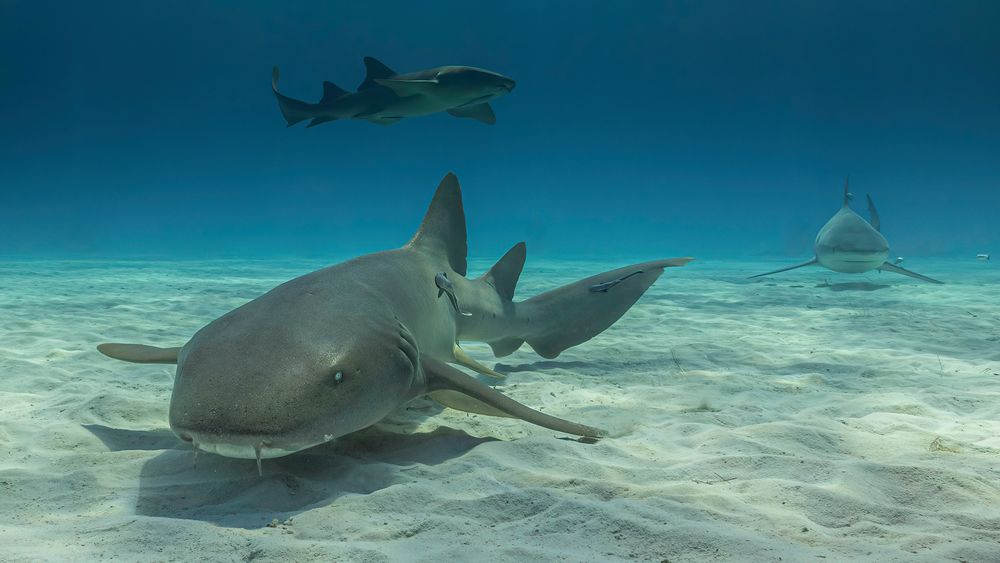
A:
[1,256,998,562]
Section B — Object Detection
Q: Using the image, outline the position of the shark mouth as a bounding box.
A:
[194,440,301,461]
[175,429,337,474]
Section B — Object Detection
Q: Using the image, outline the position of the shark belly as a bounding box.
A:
[374,94,463,118]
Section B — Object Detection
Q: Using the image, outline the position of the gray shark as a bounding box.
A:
[97,173,692,466]
[272,57,515,127]
[750,179,942,283]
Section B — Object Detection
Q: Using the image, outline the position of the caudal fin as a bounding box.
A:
[271,66,320,127]
[508,258,692,359]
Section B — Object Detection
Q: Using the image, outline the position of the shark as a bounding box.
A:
[272,57,515,127]
[97,173,692,469]
[749,179,942,284]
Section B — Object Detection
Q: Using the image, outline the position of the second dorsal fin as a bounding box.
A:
[481,242,526,300]
[320,81,347,104]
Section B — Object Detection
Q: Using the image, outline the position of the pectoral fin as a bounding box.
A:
[97,343,181,364]
[878,262,944,284]
[374,78,438,97]
[428,390,512,418]
[452,345,504,379]
[422,357,604,438]
[366,116,403,126]
[307,116,337,128]
[447,103,496,124]
[748,258,818,280]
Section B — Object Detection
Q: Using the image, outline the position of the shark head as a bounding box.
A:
[167,292,420,460]
[434,66,516,104]
[813,207,889,273]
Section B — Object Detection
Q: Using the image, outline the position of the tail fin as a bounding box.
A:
[271,66,319,127]
[512,257,692,359]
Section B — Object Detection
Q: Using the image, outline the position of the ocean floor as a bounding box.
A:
[1,257,998,562]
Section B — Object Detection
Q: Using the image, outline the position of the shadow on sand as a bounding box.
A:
[816,281,890,292]
[494,360,592,374]
[84,423,496,529]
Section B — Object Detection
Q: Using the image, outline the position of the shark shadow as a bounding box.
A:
[84,423,495,529]
[493,360,593,374]
[816,280,890,292]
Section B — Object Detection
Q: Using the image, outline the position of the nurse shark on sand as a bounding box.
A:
[97,173,692,473]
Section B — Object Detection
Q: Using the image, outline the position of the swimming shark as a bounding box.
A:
[749,179,942,283]
[272,57,515,127]
[97,173,692,468]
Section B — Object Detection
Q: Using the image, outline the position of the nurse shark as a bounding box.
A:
[98,173,692,471]
[272,57,515,127]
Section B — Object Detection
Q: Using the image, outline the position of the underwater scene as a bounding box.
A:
[1,2,999,562]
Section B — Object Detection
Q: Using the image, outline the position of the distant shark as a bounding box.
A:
[750,179,943,284]
[272,57,516,127]
[97,173,691,468]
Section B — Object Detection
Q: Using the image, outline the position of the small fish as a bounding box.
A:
[589,270,644,293]
[894,257,904,265]
[435,272,472,316]
[977,254,990,261]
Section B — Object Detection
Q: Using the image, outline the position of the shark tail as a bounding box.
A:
[488,257,693,359]
[271,66,323,127]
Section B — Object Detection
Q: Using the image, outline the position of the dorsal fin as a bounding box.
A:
[358,56,397,90]
[842,176,851,207]
[320,81,347,104]
[407,173,467,276]
[866,194,881,231]
[482,242,526,300]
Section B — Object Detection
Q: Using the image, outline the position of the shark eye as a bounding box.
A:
[333,370,344,384]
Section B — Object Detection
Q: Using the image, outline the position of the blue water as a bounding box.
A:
[2,1,998,260]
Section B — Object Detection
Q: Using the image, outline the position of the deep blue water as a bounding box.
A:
[1,1,998,260]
